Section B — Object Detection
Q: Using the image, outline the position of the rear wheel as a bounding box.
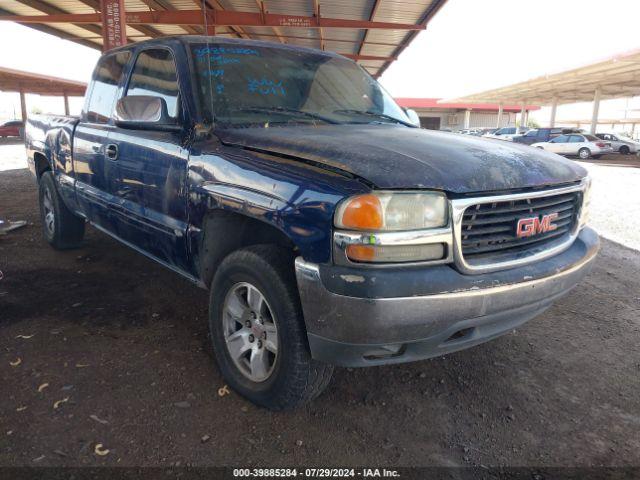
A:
[578,147,591,159]
[208,245,333,410]
[38,171,85,249]
[619,145,630,155]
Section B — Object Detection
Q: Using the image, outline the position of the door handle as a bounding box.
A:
[105,144,118,160]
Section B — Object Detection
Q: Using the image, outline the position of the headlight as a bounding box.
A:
[579,176,592,229]
[334,191,451,264]
[334,192,448,231]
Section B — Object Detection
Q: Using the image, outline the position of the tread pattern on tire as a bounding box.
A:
[210,245,334,410]
[39,171,85,249]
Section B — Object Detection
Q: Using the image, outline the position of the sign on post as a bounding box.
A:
[101,0,127,51]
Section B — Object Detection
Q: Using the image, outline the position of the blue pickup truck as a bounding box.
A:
[26,36,599,410]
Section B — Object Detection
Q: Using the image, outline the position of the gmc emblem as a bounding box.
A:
[516,212,559,238]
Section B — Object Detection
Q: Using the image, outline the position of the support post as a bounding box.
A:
[463,109,471,129]
[496,103,503,128]
[63,93,70,115]
[549,97,558,128]
[100,0,127,51]
[20,91,27,122]
[519,102,526,128]
[590,86,601,134]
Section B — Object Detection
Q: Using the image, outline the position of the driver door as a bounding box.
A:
[107,46,191,271]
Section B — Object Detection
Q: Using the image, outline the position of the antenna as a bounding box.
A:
[202,0,215,125]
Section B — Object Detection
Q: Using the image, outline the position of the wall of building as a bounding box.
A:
[413,108,516,130]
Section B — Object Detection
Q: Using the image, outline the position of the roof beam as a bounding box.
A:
[141,0,201,35]
[375,0,448,78]
[312,0,324,50]
[0,9,427,30]
[357,0,381,57]
[9,0,107,40]
[257,1,286,44]
[201,0,250,39]
[0,6,101,49]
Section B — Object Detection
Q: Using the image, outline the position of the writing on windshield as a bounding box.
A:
[190,41,410,127]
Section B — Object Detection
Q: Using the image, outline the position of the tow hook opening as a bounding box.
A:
[445,327,475,343]
[363,344,406,361]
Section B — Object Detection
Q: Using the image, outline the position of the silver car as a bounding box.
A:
[595,133,640,155]
[532,133,613,159]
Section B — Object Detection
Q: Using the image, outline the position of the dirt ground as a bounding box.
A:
[1,166,640,469]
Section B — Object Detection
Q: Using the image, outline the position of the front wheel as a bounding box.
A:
[39,171,85,249]
[619,145,630,155]
[578,147,591,159]
[208,245,333,410]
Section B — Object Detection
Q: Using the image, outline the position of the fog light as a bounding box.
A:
[345,243,445,263]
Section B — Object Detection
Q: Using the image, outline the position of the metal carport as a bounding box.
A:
[0,66,87,120]
[446,49,640,134]
[0,0,447,79]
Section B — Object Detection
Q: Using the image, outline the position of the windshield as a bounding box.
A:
[190,42,411,128]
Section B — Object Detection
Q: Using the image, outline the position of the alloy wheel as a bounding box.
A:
[222,282,279,382]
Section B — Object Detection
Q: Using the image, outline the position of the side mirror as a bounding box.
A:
[404,108,421,127]
[114,95,181,132]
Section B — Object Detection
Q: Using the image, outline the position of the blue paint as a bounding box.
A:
[248,77,286,96]
[194,46,260,57]
[203,69,224,78]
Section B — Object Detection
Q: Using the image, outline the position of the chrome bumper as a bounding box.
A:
[295,227,599,367]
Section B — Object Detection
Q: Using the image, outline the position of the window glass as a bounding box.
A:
[584,134,599,141]
[525,129,538,137]
[190,42,410,127]
[86,51,131,123]
[550,135,569,143]
[126,49,180,118]
[569,135,584,143]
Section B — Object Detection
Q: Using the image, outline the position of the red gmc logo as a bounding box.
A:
[516,212,559,238]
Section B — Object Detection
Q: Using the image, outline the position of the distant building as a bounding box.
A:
[395,98,540,131]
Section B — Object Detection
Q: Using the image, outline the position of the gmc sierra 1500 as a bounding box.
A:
[26,36,599,410]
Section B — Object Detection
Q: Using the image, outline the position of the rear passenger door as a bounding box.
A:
[547,134,570,154]
[567,135,585,155]
[73,50,131,230]
[107,46,191,271]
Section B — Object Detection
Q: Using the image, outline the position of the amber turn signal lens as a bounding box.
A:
[345,244,376,262]
[337,194,383,230]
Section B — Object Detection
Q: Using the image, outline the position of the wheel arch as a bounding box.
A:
[198,209,297,288]
[33,151,52,180]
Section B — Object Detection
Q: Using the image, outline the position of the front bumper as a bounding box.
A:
[295,227,599,367]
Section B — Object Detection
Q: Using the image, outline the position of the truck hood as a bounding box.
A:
[216,124,587,194]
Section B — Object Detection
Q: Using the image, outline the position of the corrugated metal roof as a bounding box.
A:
[0,0,446,77]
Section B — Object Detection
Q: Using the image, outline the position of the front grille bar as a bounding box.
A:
[450,181,589,274]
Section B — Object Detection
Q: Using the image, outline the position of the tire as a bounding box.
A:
[578,147,591,159]
[619,145,630,155]
[208,245,334,410]
[38,171,85,249]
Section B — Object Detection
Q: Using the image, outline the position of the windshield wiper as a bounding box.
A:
[332,109,415,127]
[230,106,340,125]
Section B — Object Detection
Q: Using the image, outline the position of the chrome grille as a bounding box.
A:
[460,191,581,258]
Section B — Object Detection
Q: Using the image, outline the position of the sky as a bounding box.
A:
[1,0,639,127]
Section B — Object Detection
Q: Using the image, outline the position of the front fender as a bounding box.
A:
[187,143,369,265]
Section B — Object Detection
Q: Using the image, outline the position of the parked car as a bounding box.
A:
[532,133,613,159]
[513,127,583,146]
[483,126,528,141]
[595,133,640,155]
[0,119,24,138]
[26,37,598,410]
